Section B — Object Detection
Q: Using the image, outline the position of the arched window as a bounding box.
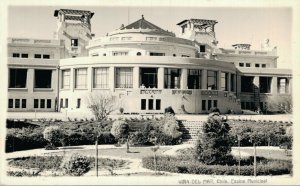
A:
[137,52,141,56]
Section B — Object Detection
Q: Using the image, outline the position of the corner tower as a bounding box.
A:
[54,9,94,58]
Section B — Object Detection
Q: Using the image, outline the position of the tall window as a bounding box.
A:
[71,39,78,47]
[9,69,27,88]
[40,99,45,108]
[94,68,109,88]
[140,68,158,88]
[230,74,235,92]
[47,99,51,108]
[141,99,146,110]
[188,69,201,89]
[164,68,181,89]
[116,68,133,88]
[34,99,39,109]
[202,100,206,111]
[22,99,26,108]
[62,70,70,89]
[75,68,87,89]
[221,72,228,91]
[35,70,52,88]
[148,99,154,110]
[15,99,20,108]
[200,45,205,52]
[8,99,13,108]
[260,77,272,93]
[207,70,218,90]
[241,76,254,92]
[278,78,288,94]
[156,99,161,110]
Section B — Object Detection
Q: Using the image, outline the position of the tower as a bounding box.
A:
[177,19,218,58]
[54,9,94,58]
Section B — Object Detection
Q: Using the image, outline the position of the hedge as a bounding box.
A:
[142,156,292,176]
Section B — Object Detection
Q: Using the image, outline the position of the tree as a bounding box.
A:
[87,92,116,121]
[195,113,231,165]
[110,119,129,142]
[265,95,292,114]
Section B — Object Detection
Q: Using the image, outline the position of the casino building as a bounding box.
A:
[7,9,292,114]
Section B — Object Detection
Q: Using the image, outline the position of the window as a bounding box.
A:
[255,64,260,68]
[92,53,99,57]
[9,69,27,88]
[62,70,70,89]
[259,77,272,93]
[22,99,26,108]
[71,39,78,47]
[75,68,87,89]
[15,99,20,108]
[148,99,154,110]
[34,99,39,109]
[213,100,218,108]
[278,78,288,94]
[77,99,81,108]
[116,68,133,88]
[200,45,206,52]
[60,98,63,108]
[43,54,50,59]
[208,100,212,110]
[137,52,141,56]
[202,100,206,111]
[35,70,52,88]
[34,54,42,58]
[241,76,254,92]
[262,64,266,68]
[40,99,45,108]
[21,53,28,58]
[164,68,181,89]
[230,74,235,92]
[246,63,251,67]
[140,68,158,88]
[8,99,13,108]
[207,70,218,90]
[47,99,51,108]
[188,69,201,89]
[181,55,190,57]
[13,53,20,58]
[156,99,161,110]
[65,99,68,108]
[221,72,228,91]
[141,99,146,110]
[112,51,128,56]
[150,52,165,56]
[239,63,244,67]
[93,68,109,88]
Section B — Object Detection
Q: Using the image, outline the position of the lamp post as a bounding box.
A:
[95,133,98,177]
[237,135,241,176]
[249,136,257,177]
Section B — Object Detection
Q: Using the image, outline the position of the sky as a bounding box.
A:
[8,6,292,68]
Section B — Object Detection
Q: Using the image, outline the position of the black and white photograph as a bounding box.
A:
[0,0,299,185]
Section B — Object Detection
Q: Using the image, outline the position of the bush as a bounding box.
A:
[160,114,182,139]
[209,107,220,114]
[164,106,175,115]
[61,153,91,176]
[110,120,129,142]
[142,155,292,176]
[43,126,66,147]
[195,113,231,165]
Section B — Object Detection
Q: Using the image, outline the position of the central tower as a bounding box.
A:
[54,9,94,58]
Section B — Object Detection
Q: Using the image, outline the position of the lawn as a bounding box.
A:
[48,146,171,159]
[236,147,292,160]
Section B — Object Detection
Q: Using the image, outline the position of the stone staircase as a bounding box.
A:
[178,120,204,144]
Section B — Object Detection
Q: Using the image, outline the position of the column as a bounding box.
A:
[157,67,164,89]
[236,75,241,97]
[181,68,188,89]
[218,70,222,90]
[232,74,236,92]
[109,66,115,91]
[27,68,34,93]
[70,68,74,92]
[201,69,207,89]
[87,67,93,92]
[271,76,278,95]
[133,66,139,89]
[288,78,292,94]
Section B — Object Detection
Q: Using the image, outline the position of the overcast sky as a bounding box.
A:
[8,6,291,68]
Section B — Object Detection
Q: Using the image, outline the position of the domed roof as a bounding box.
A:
[109,15,175,37]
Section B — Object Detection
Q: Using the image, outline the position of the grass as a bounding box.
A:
[48,146,171,160]
[237,147,292,160]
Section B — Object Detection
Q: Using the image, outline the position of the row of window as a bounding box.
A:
[8,99,52,109]
[202,100,218,111]
[239,63,266,68]
[91,52,192,57]
[12,53,50,59]
[61,67,236,91]
[60,98,81,109]
[141,99,161,110]
[9,69,52,89]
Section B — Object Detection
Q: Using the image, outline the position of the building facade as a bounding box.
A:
[7,9,292,114]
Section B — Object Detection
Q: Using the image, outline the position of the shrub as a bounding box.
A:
[195,113,231,165]
[209,107,220,114]
[164,106,175,115]
[61,153,91,176]
[43,126,66,147]
[110,120,129,142]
